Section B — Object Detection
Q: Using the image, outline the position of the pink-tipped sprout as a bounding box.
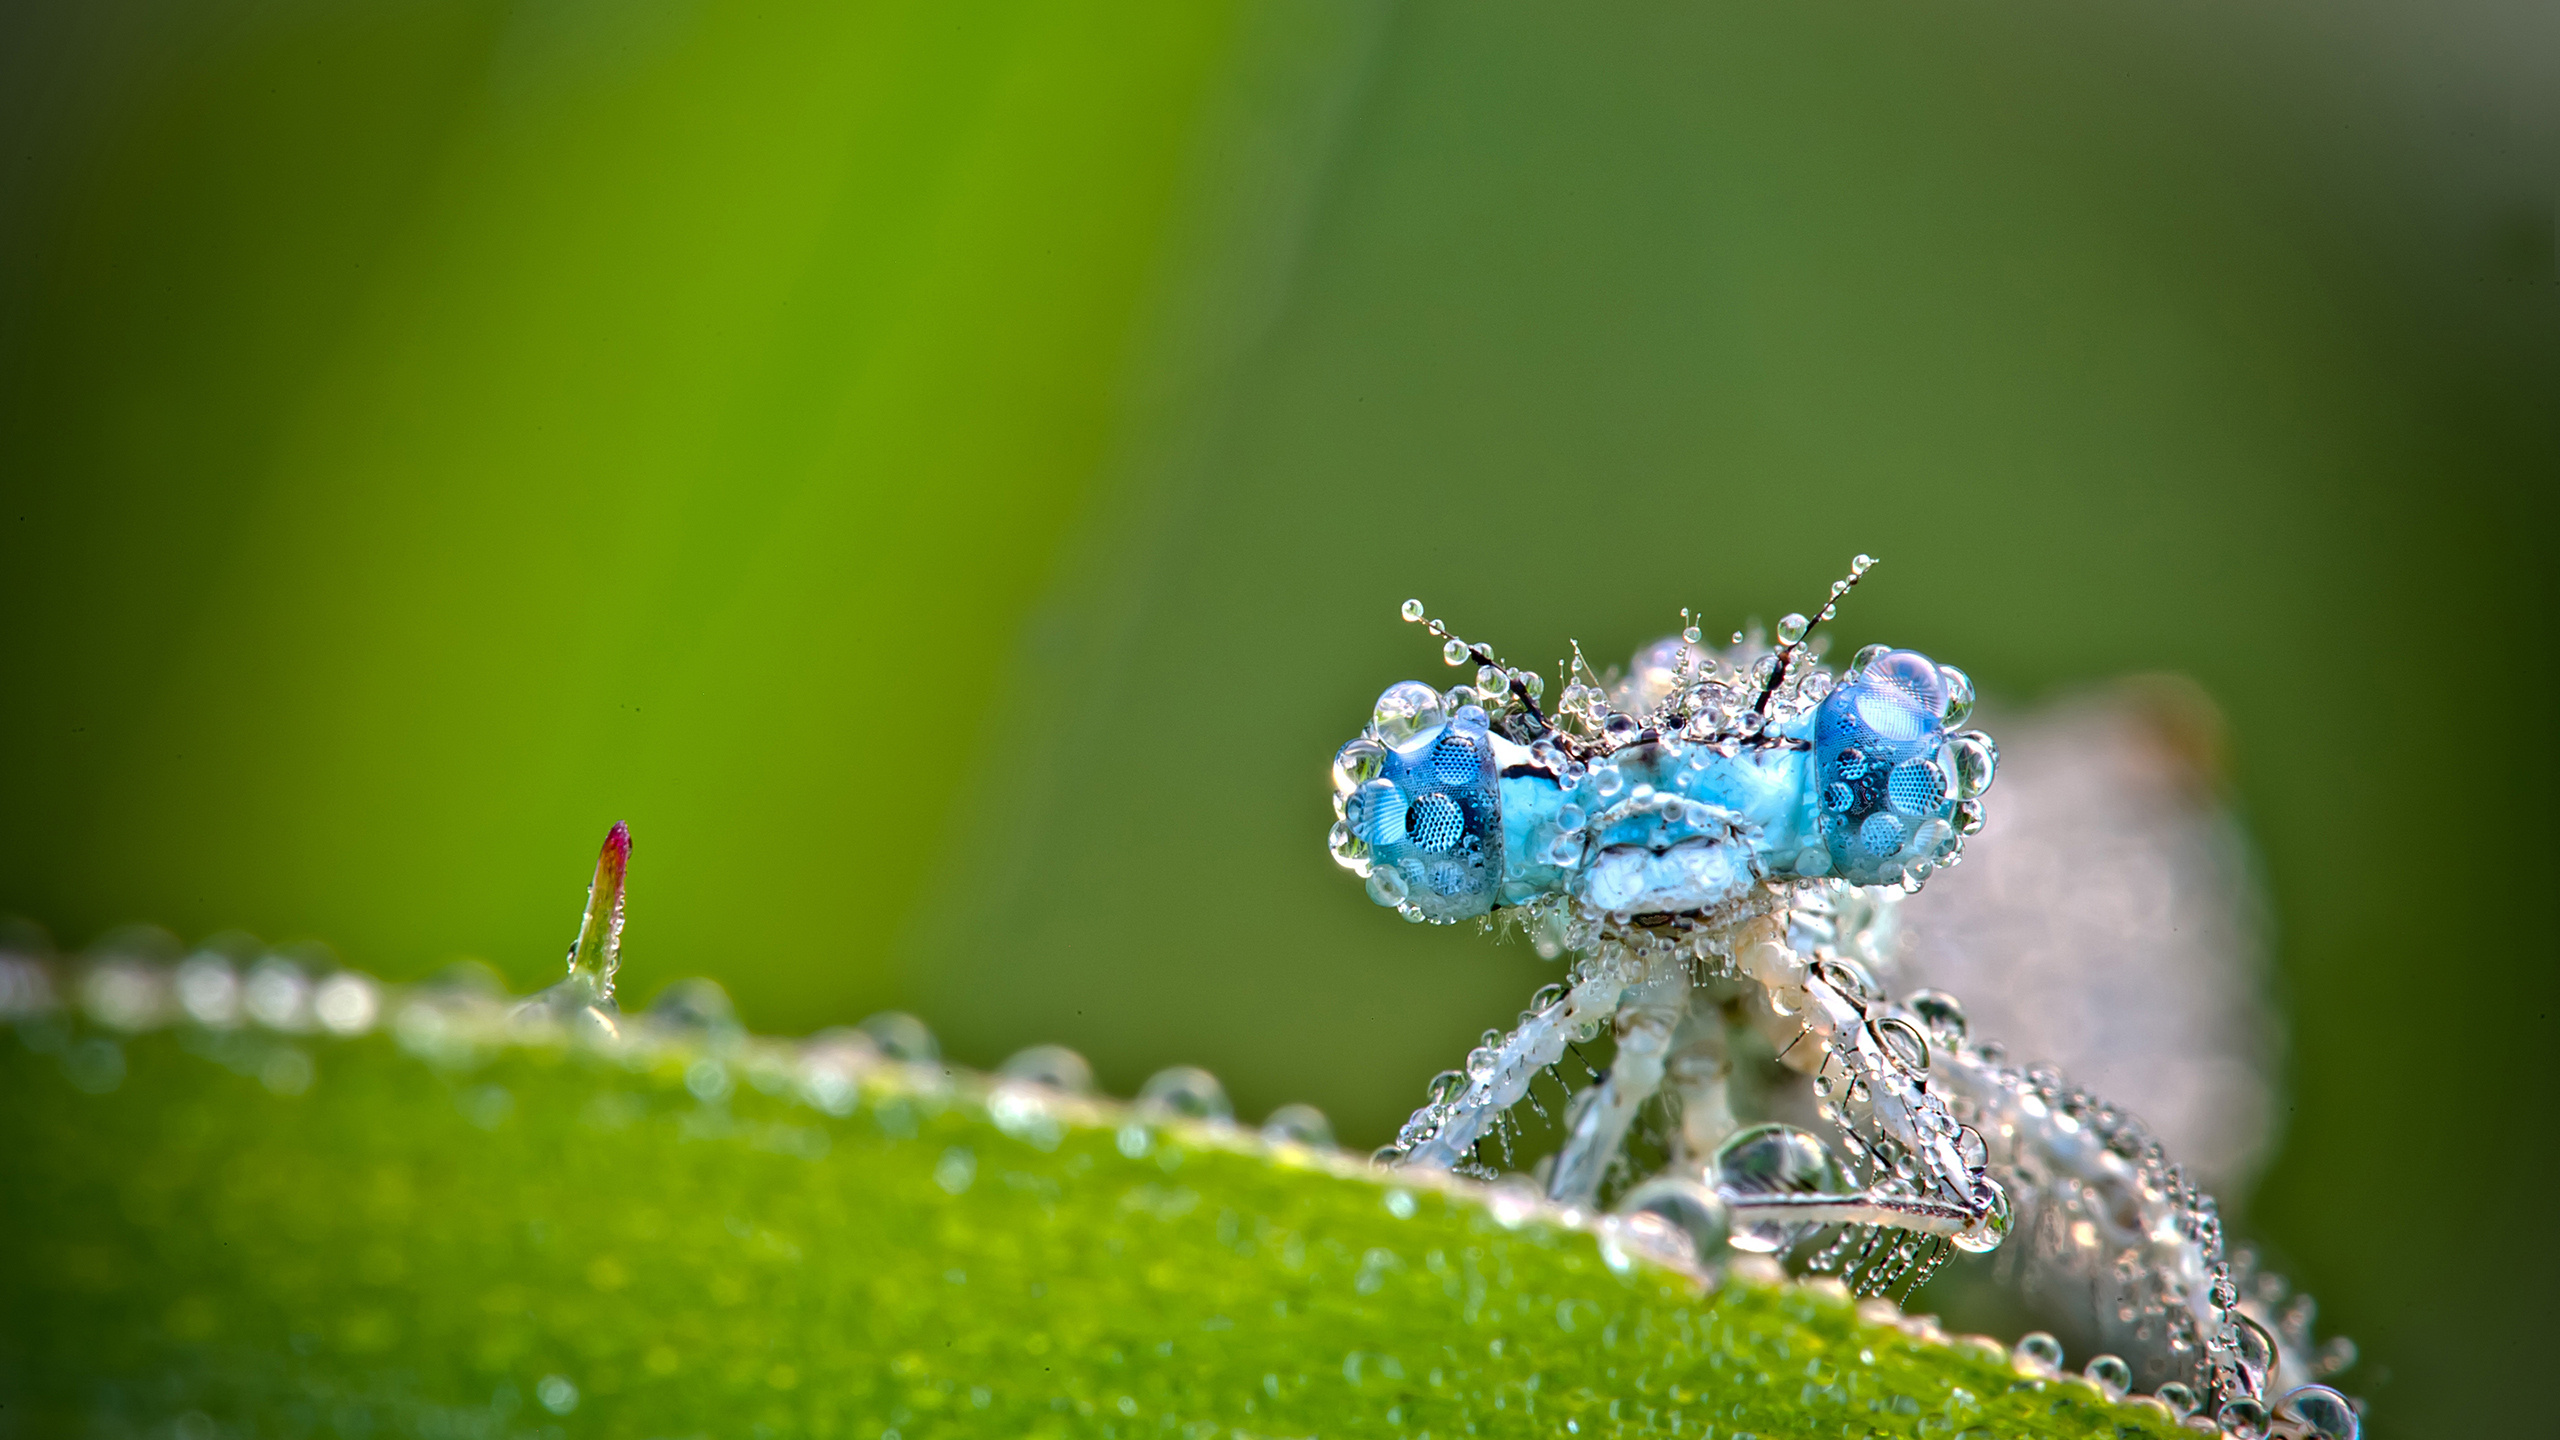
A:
[564,821,630,1003]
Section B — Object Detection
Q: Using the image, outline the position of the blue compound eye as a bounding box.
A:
[1357,711,1506,921]
[1348,778,1409,846]
[1817,649,1961,884]
[1429,730,1484,785]
[1407,792,1465,852]
[1886,758,1946,815]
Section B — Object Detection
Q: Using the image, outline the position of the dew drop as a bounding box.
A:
[1261,1103,1335,1148]
[1137,1065,1232,1123]
[1401,598,1426,622]
[1867,1017,1929,1075]
[1443,638,1471,667]
[1852,553,1876,573]
[172,956,241,1028]
[1367,866,1411,908]
[1947,731,1999,799]
[2218,1397,2270,1440]
[1937,665,1976,727]
[2082,1354,2131,1399]
[1849,643,1891,676]
[858,1011,939,1065]
[1775,613,1809,645]
[536,1376,579,1416]
[998,1044,1095,1094]
[243,958,312,1031]
[1904,989,1967,1043]
[313,973,380,1036]
[1712,1124,1852,1253]
[2013,1332,2064,1371]
[1373,682,1447,743]
[2154,1382,2200,1418]
[1614,1175,1729,1268]
[2277,1385,2359,1440]
[1332,737,1387,796]
[651,976,739,1032]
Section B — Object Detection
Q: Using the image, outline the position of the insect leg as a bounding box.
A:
[1545,969,1689,1206]
[1662,994,1739,1169]
[1397,951,1640,1171]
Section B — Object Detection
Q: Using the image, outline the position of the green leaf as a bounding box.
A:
[2,997,2183,1437]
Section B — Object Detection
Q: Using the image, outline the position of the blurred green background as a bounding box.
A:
[3,0,2551,1432]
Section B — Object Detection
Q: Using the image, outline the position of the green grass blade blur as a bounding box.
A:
[1,0,2551,1434]
[0,1009,2183,1438]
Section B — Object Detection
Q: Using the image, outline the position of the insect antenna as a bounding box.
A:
[1752,552,1879,719]
[1400,598,1554,735]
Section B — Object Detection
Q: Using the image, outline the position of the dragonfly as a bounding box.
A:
[1326,559,2357,1438]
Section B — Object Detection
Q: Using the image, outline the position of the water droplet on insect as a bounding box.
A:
[1367,866,1411,907]
[1776,613,1809,645]
[1261,1103,1334,1148]
[2013,1332,2064,1371]
[1904,989,1967,1043]
[2083,1354,2131,1399]
[1947,731,1998,799]
[1681,625,1703,645]
[1373,682,1447,743]
[1401,598,1426,623]
[1955,1124,1988,1170]
[1327,820,1370,874]
[2277,1385,2359,1440]
[2154,1382,2200,1418]
[1937,665,1975,727]
[1332,737,1386,796]
[1852,553,1876,573]
[1868,1017,1929,1074]
[1443,638,1471,667]
[1137,1065,1231,1123]
[1713,1124,1852,1253]
[1849,643,1891,676]
[2218,1397,2270,1439]
[998,1044,1095,1094]
[858,1011,939,1065]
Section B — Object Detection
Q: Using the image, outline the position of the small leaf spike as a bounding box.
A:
[565,821,631,1005]
[514,821,631,1041]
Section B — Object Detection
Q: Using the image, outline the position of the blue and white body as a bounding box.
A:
[1331,641,1995,930]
